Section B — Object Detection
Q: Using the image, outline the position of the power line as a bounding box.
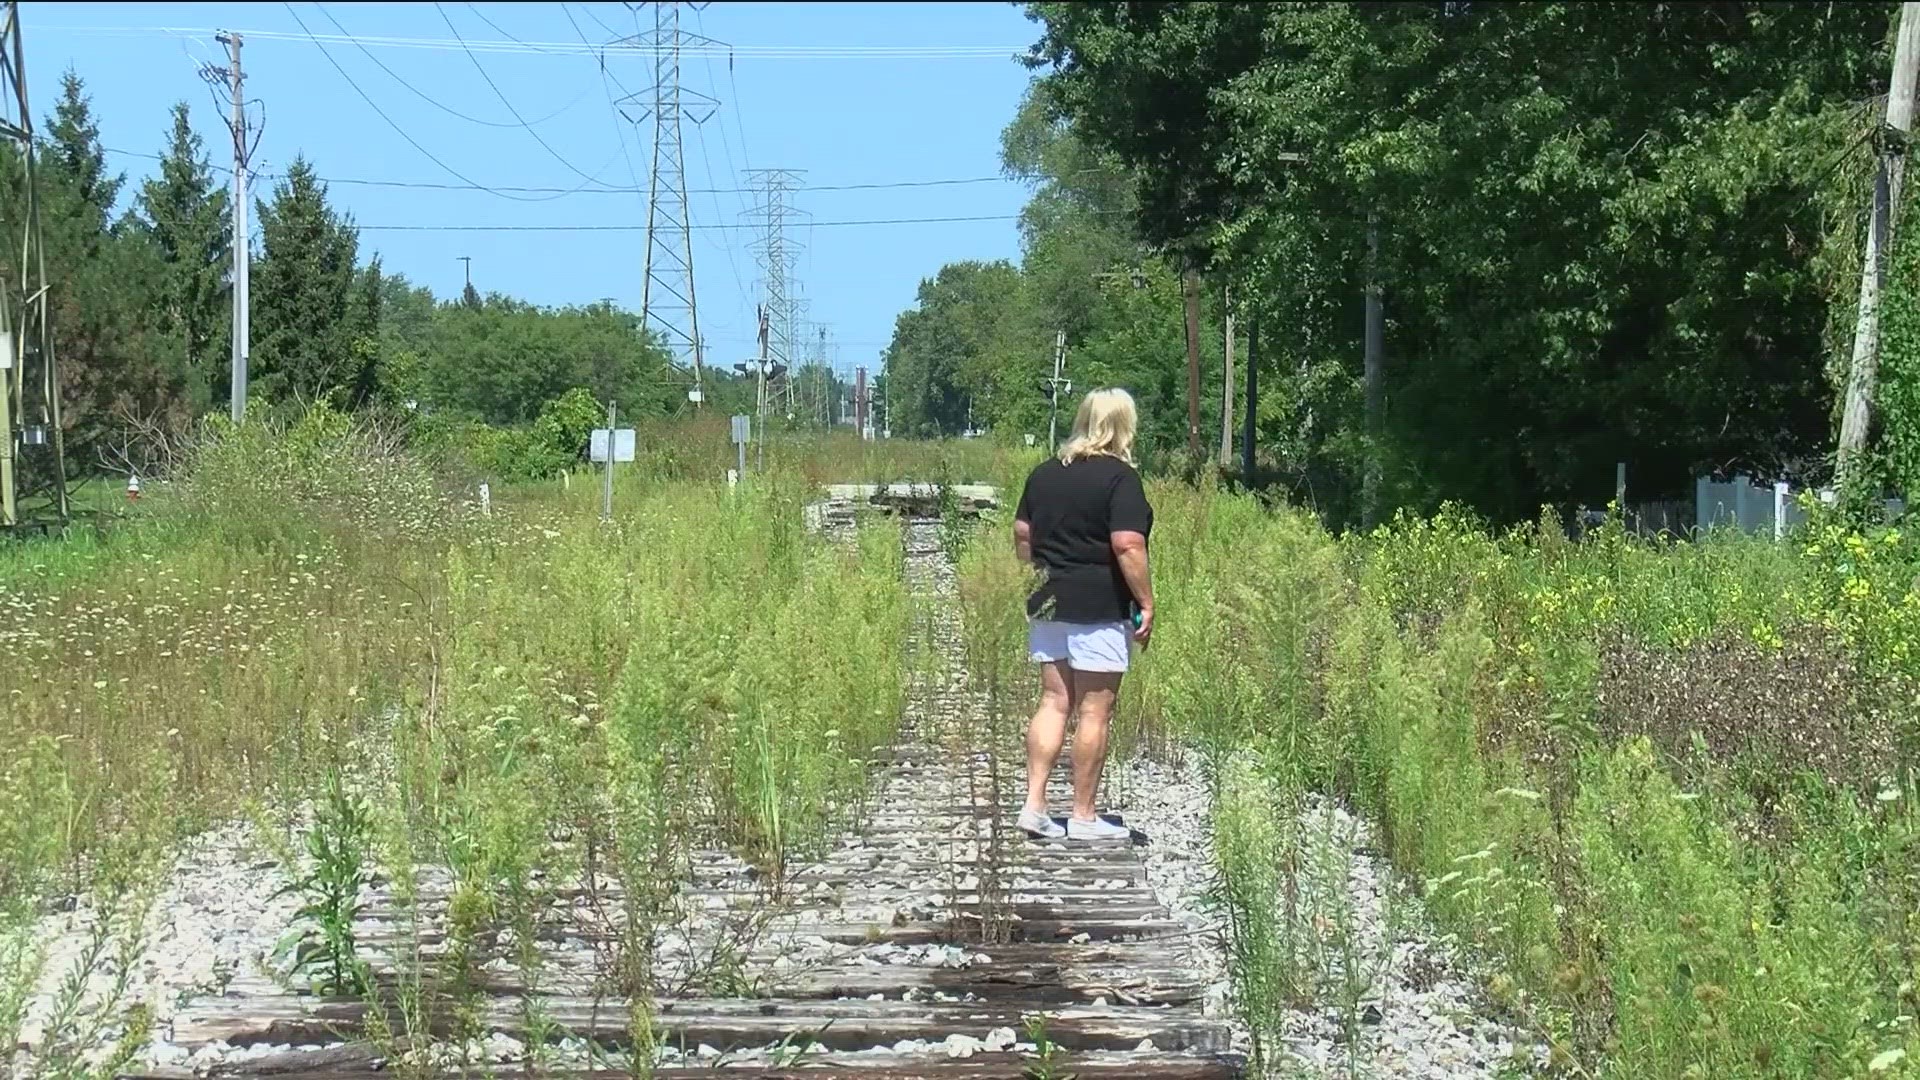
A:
[315,2,593,130]
[433,1,625,189]
[691,6,756,349]
[351,212,1058,232]
[559,3,646,214]
[94,141,1064,195]
[279,2,595,203]
[46,23,1028,59]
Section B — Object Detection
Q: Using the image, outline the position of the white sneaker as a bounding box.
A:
[1067,814,1131,841]
[1016,808,1066,839]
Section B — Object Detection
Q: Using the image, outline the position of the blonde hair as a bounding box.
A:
[1058,388,1138,465]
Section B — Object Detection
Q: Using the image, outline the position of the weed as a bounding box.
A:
[958,482,1920,1078]
[272,769,375,996]
[1022,1012,1075,1080]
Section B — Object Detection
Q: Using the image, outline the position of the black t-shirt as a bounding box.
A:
[1014,454,1153,623]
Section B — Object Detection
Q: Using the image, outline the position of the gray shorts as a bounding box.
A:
[1027,619,1130,673]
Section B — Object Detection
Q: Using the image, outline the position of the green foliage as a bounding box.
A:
[400,296,677,426]
[252,157,368,405]
[1878,186,1920,504]
[993,483,1920,1077]
[1011,1,1891,521]
[273,770,374,996]
[133,101,230,403]
[0,71,192,472]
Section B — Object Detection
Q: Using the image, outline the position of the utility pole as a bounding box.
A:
[213,30,250,424]
[616,2,720,409]
[1043,329,1069,451]
[1183,268,1203,461]
[1839,0,1920,495]
[855,365,869,440]
[1362,217,1385,528]
[756,304,769,472]
[1220,285,1235,466]
[1242,317,1259,487]
[458,256,472,289]
[601,398,616,521]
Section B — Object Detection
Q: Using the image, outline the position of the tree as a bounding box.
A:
[0,70,190,463]
[252,156,363,404]
[415,295,676,425]
[46,68,120,241]
[883,261,1031,437]
[135,102,230,408]
[1023,1,1891,523]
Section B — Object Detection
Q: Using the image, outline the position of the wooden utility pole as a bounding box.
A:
[757,305,770,471]
[1839,1,1920,493]
[1220,286,1235,466]
[1183,268,1203,461]
[1362,218,1385,528]
[1242,317,1258,487]
[1045,329,1069,451]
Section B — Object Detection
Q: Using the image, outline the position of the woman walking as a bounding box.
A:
[1011,388,1153,841]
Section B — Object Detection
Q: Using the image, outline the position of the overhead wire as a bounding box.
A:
[94,142,1044,195]
[432,1,627,189]
[559,3,645,195]
[280,2,602,203]
[351,212,1069,231]
[689,6,755,352]
[315,2,593,130]
[43,23,1027,59]
[559,1,648,314]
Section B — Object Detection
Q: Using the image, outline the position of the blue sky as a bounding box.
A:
[24,1,1041,380]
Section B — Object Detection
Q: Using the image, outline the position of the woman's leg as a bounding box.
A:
[1024,660,1074,815]
[1067,671,1122,821]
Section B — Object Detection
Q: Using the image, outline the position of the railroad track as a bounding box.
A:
[122,507,1238,1079]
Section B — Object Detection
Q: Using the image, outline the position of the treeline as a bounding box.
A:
[886,2,1903,526]
[2,70,778,484]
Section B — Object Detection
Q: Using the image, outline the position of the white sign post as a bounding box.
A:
[590,401,636,521]
[730,414,751,479]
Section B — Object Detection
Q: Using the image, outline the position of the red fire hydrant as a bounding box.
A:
[126,474,140,502]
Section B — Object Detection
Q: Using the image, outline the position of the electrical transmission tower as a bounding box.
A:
[0,1,67,531]
[616,2,718,408]
[746,168,804,420]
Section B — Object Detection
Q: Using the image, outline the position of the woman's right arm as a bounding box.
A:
[1110,530,1152,645]
[1108,468,1154,645]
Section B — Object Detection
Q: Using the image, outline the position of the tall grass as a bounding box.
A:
[2,407,919,1071]
[958,482,1920,1078]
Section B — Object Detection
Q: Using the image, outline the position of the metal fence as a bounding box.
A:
[1690,474,1903,538]
[1575,474,1906,540]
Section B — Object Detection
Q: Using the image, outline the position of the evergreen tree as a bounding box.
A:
[12,70,190,453]
[136,102,230,406]
[44,68,121,242]
[252,156,362,403]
